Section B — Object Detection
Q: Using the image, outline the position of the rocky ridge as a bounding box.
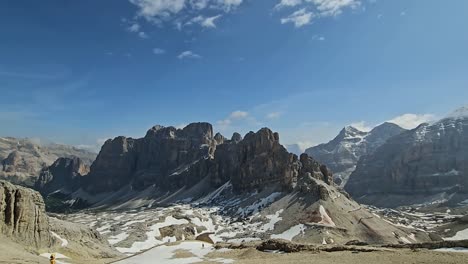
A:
[305,122,406,186]
[346,107,468,207]
[0,137,96,186]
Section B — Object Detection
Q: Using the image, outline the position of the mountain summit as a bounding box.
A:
[346,107,468,207]
[305,122,406,186]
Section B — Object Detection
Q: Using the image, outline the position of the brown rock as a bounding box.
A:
[0,180,51,248]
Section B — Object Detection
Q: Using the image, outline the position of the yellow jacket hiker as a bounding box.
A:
[50,254,56,264]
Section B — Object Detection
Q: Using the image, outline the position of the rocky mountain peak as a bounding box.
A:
[306,122,406,187]
[214,132,226,144]
[231,132,242,143]
[35,157,89,195]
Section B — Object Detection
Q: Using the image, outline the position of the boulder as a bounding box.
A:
[0,180,52,248]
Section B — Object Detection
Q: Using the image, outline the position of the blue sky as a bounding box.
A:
[1,0,468,152]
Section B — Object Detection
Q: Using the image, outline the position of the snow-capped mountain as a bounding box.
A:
[305,122,406,186]
[346,106,468,207]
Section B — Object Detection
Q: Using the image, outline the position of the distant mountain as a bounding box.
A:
[285,143,304,156]
[345,106,468,207]
[0,137,96,186]
[305,122,406,186]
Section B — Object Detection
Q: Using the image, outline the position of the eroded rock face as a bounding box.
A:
[82,123,333,196]
[83,123,217,193]
[35,157,89,195]
[0,137,96,186]
[184,128,332,193]
[0,180,51,248]
[305,123,406,187]
[346,111,468,207]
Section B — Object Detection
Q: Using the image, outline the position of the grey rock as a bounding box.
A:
[35,157,89,195]
[346,108,468,207]
[306,122,406,186]
[0,180,52,248]
[0,137,96,186]
[231,132,242,143]
[83,123,216,193]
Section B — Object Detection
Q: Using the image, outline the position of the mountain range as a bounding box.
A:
[305,122,406,186]
[346,106,468,207]
[0,137,96,186]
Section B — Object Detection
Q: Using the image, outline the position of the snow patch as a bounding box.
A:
[445,228,468,241]
[116,216,189,254]
[318,205,336,227]
[108,232,129,245]
[51,231,68,247]
[271,224,306,241]
[434,247,468,253]
[236,192,282,217]
[115,241,234,264]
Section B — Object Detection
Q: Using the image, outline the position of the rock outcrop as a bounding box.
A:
[346,107,468,207]
[82,124,332,197]
[0,180,121,262]
[83,123,217,193]
[305,122,406,186]
[35,157,90,195]
[0,137,96,186]
[0,180,52,248]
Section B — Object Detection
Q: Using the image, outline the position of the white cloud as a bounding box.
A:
[190,0,210,10]
[310,0,361,17]
[277,0,362,27]
[187,14,222,28]
[349,121,372,132]
[129,0,186,21]
[138,31,149,38]
[216,110,249,130]
[215,0,243,11]
[127,23,141,32]
[275,0,303,9]
[128,0,242,29]
[388,113,435,129]
[281,8,314,27]
[201,14,222,28]
[153,48,166,54]
[75,138,110,153]
[230,110,249,119]
[177,50,202,59]
[266,112,281,119]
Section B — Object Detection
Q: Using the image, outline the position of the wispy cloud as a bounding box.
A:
[127,0,242,30]
[349,121,372,132]
[216,110,250,130]
[276,0,362,28]
[281,8,314,27]
[275,0,303,9]
[138,31,149,38]
[388,113,435,129]
[266,112,282,119]
[177,50,202,59]
[127,22,141,32]
[152,48,166,54]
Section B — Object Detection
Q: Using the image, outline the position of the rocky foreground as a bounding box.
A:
[0,180,121,264]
